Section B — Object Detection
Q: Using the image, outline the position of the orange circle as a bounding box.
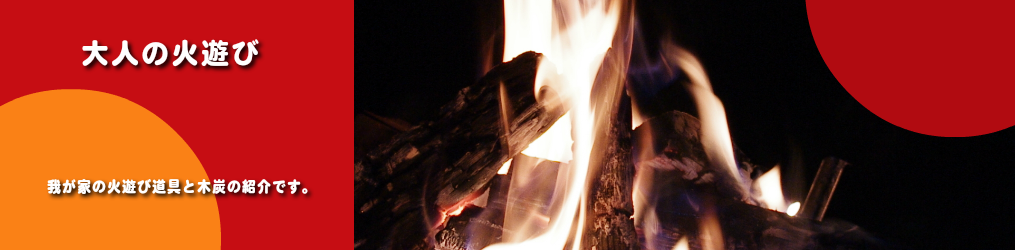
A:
[0,89,220,249]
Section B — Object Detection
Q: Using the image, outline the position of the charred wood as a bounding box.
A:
[582,91,640,250]
[432,173,512,250]
[633,111,894,250]
[355,112,412,161]
[632,111,757,211]
[580,1,641,249]
[643,196,896,250]
[354,51,566,250]
[799,157,848,222]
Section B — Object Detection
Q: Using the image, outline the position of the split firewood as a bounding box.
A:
[354,51,566,250]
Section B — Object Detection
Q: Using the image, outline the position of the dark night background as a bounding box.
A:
[355,1,1015,249]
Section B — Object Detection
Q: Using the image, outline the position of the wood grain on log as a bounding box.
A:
[579,0,641,249]
[582,92,640,250]
[354,51,565,250]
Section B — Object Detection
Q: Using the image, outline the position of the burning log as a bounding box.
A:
[632,111,756,210]
[632,110,753,250]
[579,1,641,248]
[432,154,567,250]
[633,111,893,250]
[646,196,894,250]
[433,173,512,250]
[354,51,566,250]
[584,0,637,246]
[581,92,640,250]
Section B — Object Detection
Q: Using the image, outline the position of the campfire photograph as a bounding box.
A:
[354,1,1015,249]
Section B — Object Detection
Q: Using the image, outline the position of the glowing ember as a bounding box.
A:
[448,205,467,216]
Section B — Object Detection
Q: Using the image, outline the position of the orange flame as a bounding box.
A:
[487,0,622,249]
[754,165,788,212]
[669,45,748,197]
